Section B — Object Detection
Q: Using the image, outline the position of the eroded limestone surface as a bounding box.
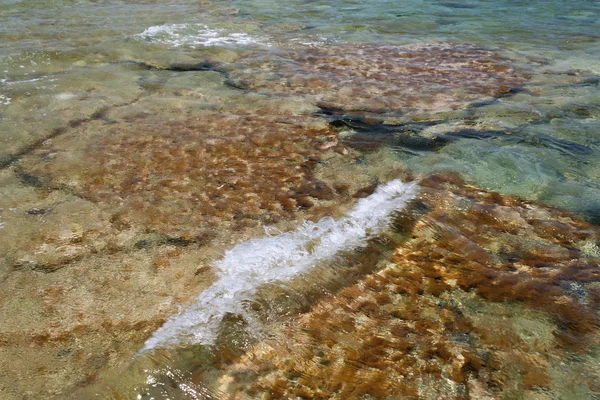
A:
[0,105,392,399]
[0,244,219,399]
[17,109,357,239]
[216,173,600,399]
[0,61,143,167]
[0,168,124,272]
[2,40,597,400]
[226,43,526,118]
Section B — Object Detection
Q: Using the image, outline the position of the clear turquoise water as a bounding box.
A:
[1,1,600,398]
[2,0,600,219]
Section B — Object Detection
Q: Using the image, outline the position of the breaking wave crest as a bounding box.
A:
[141,179,418,353]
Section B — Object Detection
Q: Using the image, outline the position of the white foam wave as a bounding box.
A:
[1,76,47,86]
[141,179,418,353]
[134,24,268,48]
[289,36,337,48]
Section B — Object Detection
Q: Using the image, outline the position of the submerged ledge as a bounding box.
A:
[0,37,598,399]
[214,172,600,399]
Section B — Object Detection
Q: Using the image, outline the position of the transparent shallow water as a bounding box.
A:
[1,0,599,399]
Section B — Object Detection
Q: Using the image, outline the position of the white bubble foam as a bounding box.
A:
[55,92,77,101]
[1,76,47,86]
[141,179,418,353]
[134,24,269,48]
[289,36,337,48]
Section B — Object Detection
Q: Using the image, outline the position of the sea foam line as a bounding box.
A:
[134,24,269,48]
[141,179,418,353]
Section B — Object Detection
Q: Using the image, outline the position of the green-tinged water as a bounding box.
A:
[1,1,599,399]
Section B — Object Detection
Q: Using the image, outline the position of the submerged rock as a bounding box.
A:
[0,244,218,400]
[1,106,363,399]
[18,110,355,239]
[216,172,600,399]
[226,42,526,118]
[0,169,122,271]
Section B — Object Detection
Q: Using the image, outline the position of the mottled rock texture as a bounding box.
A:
[19,112,353,239]
[0,108,372,399]
[227,43,526,117]
[216,173,600,399]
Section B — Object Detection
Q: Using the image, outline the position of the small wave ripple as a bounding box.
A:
[134,23,269,48]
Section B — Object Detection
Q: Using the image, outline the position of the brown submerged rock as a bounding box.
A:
[227,43,526,117]
[18,111,353,238]
[1,107,366,398]
[216,173,600,399]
